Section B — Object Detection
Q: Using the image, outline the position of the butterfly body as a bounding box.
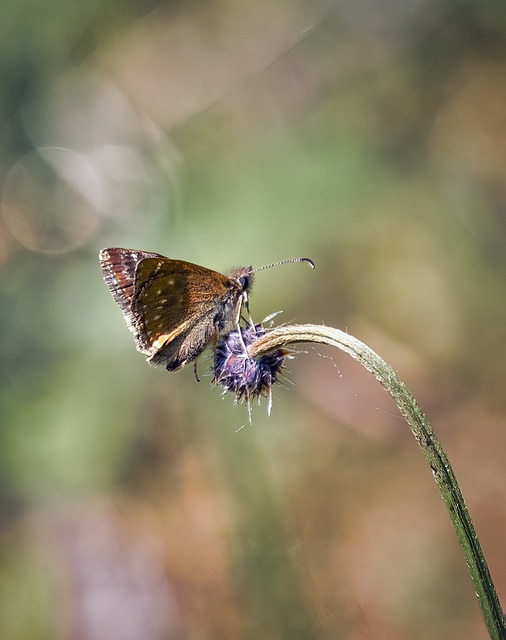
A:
[99,248,253,371]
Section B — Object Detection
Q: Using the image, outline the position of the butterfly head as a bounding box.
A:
[227,266,254,325]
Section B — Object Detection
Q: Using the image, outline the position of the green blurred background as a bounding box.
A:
[1,1,505,638]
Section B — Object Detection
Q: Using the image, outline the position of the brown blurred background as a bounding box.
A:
[1,1,505,638]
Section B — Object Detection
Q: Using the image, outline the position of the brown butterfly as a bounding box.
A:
[99,248,314,372]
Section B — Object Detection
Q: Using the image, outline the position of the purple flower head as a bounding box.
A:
[213,323,287,412]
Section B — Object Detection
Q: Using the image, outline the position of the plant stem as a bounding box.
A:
[248,324,505,640]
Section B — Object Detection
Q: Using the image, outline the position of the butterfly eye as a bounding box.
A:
[239,275,249,290]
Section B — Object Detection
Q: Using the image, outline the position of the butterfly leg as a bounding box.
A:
[193,359,200,382]
[244,299,255,328]
[234,323,248,357]
[234,297,253,358]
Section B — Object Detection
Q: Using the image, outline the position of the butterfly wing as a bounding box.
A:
[99,248,241,371]
[99,248,165,347]
[132,257,233,370]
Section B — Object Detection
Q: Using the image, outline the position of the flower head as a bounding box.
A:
[213,323,287,414]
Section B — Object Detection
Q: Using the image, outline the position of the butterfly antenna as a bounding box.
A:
[254,257,315,272]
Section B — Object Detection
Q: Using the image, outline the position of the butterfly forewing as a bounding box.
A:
[132,258,231,365]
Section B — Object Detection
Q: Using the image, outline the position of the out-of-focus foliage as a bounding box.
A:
[1,1,506,638]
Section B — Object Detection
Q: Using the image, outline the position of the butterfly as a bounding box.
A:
[99,248,256,372]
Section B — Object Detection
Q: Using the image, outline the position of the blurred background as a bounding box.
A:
[1,1,506,638]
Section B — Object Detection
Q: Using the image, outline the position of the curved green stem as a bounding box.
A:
[248,324,505,639]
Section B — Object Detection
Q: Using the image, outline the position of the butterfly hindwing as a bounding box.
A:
[99,248,167,352]
[99,248,163,309]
